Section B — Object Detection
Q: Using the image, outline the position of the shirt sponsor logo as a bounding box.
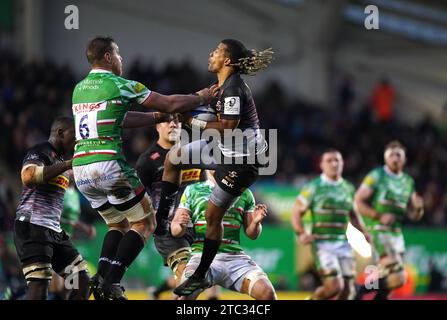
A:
[72,102,107,114]
[181,169,201,182]
[75,173,114,186]
[133,82,146,93]
[150,152,160,160]
[48,175,69,190]
[223,96,240,115]
[221,178,234,189]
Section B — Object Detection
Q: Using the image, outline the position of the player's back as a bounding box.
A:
[72,69,151,166]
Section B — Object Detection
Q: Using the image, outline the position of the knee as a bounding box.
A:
[387,271,406,289]
[259,288,277,300]
[131,215,156,241]
[325,279,344,298]
[108,219,130,233]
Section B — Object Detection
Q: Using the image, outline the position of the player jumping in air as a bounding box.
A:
[136,117,218,299]
[154,39,274,296]
[14,117,89,300]
[71,36,218,300]
[354,141,424,300]
[291,149,370,300]
[171,174,276,300]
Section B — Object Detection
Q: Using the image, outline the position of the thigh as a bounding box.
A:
[14,221,54,266]
[175,139,218,170]
[225,254,268,293]
[214,162,258,197]
[313,242,343,278]
[73,162,111,209]
[51,232,81,275]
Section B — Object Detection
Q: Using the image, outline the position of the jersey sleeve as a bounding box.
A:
[118,79,151,104]
[244,189,256,214]
[178,185,193,214]
[135,154,155,188]
[361,169,380,190]
[22,149,48,167]
[220,86,243,120]
[297,182,316,210]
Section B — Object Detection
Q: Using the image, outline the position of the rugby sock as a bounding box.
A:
[104,230,145,284]
[156,181,179,223]
[97,230,124,278]
[373,278,390,300]
[194,238,221,279]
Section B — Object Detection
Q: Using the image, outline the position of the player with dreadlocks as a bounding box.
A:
[152,39,275,296]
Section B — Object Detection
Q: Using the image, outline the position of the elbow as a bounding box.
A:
[246,233,258,240]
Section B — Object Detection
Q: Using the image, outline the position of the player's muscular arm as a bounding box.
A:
[170,208,192,237]
[291,199,307,235]
[408,192,424,222]
[291,199,314,244]
[21,160,72,187]
[142,85,219,113]
[349,208,371,242]
[354,186,380,220]
[122,111,172,128]
[244,204,267,240]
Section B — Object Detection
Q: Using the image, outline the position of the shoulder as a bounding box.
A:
[23,142,51,162]
[343,180,356,193]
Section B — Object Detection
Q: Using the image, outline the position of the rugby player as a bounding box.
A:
[154,39,274,295]
[354,141,424,300]
[14,117,89,300]
[291,149,370,300]
[171,174,276,300]
[71,36,217,300]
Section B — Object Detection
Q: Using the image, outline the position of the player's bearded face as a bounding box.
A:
[385,148,406,172]
[110,43,123,76]
[208,43,229,73]
[321,152,343,179]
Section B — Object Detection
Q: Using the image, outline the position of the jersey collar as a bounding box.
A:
[320,173,343,185]
[383,165,403,178]
[90,68,112,74]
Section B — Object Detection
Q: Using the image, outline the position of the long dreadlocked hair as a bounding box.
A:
[221,39,274,76]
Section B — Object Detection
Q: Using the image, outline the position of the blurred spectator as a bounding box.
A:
[370,77,395,122]
[336,74,355,114]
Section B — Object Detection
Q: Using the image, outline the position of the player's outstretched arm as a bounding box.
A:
[21,160,72,187]
[244,204,267,240]
[142,85,219,113]
[170,208,192,237]
[122,111,173,128]
[408,192,424,222]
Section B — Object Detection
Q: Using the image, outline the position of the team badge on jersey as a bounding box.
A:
[223,97,240,115]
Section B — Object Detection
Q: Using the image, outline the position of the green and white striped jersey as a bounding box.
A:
[179,181,255,253]
[297,174,355,241]
[360,166,414,233]
[71,69,151,166]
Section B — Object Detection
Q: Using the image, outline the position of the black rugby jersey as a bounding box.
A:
[135,143,206,220]
[16,142,69,232]
[214,73,267,157]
